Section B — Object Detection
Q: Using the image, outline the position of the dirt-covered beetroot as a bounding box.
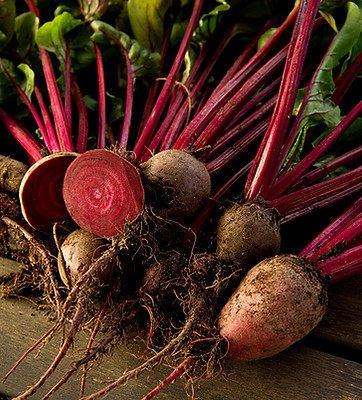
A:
[141,149,211,219]
[217,254,327,360]
[0,155,28,193]
[216,202,281,267]
[58,228,113,288]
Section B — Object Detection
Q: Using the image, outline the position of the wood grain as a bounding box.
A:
[1,258,362,399]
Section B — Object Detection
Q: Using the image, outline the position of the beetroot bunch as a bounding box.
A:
[0,0,361,398]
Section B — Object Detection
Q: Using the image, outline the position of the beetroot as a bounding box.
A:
[216,202,281,266]
[62,149,145,238]
[19,152,78,232]
[217,254,327,360]
[141,149,211,219]
[0,154,28,193]
[58,228,113,288]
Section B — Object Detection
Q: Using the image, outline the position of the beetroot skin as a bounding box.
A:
[58,228,113,288]
[216,202,281,267]
[217,254,328,360]
[141,149,211,219]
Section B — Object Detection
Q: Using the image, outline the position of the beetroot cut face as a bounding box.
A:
[19,152,79,232]
[62,149,145,238]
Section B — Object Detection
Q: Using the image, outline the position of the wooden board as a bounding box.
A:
[1,257,362,399]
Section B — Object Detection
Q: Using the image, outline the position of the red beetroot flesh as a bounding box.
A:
[19,152,78,232]
[63,149,145,238]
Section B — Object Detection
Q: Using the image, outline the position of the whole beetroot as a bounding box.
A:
[58,228,113,288]
[141,149,211,219]
[216,202,281,267]
[217,254,327,360]
[0,155,28,193]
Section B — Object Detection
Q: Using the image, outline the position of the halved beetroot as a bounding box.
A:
[19,152,79,232]
[62,149,145,238]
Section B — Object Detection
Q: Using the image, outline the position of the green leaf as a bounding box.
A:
[106,91,125,123]
[319,10,338,32]
[78,0,109,22]
[14,12,38,60]
[35,11,92,69]
[283,1,361,171]
[127,0,173,52]
[83,93,99,111]
[0,58,19,103]
[17,63,35,100]
[182,0,231,82]
[91,20,161,77]
[0,0,15,51]
[303,1,361,127]
[193,0,231,43]
[90,20,123,44]
[0,58,34,119]
[257,27,277,50]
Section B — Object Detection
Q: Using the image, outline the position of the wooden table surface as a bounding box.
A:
[1,256,362,400]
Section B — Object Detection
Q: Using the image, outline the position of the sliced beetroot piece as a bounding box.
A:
[63,149,145,238]
[19,152,79,232]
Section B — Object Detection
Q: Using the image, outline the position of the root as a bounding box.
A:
[41,328,119,400]
[13,300,85,400]
[1,217,62,314]
[79,282,118,398]
[141,356,195,400]
[2,324,59,384]
[80,295,208,400]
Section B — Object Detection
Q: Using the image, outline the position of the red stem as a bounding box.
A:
[311,213,361,261]
[206,117,270,175]
[38,48,74,152]
[0,106,43,162]
[299,197,362,260]
[118,45,134,148]
[64,43,72,134]
[148,24,233,156]
[100,31,135,149]
[34,85,60,152]
[133,0,205,159]
[269,166,362,218]
[290,145,362,191]
[173,5,298,151]
[266,99,362,199]
[25,0,39,17]
[94,43,106,149]
[265,19,336,182]
[72,77,88,153]
[191,46,287,150]
[211,16,279,97]
[0,57,56,152]
[314,244,362,283]
[244,0,321,201]
[205,90,278,160]
[135,15,173,139]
